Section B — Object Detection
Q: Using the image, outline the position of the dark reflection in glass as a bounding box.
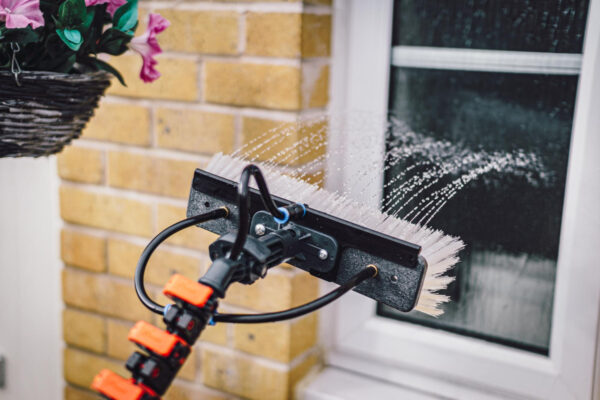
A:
[380,67,579,354]
[393,0,590,53]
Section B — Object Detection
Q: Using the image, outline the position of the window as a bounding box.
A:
[316,0,600,398]
[379,0,588,356]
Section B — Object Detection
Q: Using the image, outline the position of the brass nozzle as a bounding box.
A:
[367,264,378,278]
[220,206,230,218]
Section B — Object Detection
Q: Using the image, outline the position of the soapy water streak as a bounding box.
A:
[384,126,552,226]
[235,115,552,227]
[214,115,551,316]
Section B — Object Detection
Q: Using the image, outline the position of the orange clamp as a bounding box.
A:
[91,369,145,400]
[162,274,214,308]
[128,321,187,357]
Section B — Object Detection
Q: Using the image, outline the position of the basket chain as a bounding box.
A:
[10,42,22,87]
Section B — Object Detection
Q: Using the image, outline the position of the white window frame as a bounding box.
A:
[317,0,600,399]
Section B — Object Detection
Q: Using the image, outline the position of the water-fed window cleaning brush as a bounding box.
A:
[92,155,463,400]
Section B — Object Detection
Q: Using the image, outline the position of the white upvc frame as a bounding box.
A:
[0,157,62,400]
[321,0,600,399]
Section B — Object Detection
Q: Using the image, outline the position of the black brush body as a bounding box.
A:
[187,169,427,312]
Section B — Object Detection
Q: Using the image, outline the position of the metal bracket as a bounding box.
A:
[250,210,339,275]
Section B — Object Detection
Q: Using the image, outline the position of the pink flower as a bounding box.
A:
[85,0,126,17]
[129,13,169,83]
[0,0,44,29]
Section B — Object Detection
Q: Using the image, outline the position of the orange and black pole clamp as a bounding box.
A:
[92,369,159,400]
[93,274,217,399]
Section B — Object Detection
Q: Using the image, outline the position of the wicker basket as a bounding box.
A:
[0,70,111,158]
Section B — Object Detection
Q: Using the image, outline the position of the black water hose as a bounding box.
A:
[212,265,378,324]
[135,165,377,322]
[228,164,285,261]
[134,207,229,315]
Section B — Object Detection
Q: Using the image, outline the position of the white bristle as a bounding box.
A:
[206,153,465,317]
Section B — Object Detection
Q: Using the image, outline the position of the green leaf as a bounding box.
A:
[97,28,131,55]
[81,7,96,31]
[45,33,69,57]
[58,0,86,27]
[64,29,82,43]
[56,28,83,51]
[113,0,138,32]
[91,57,126,86]
[2,27,41,46]
[55,54,77,73]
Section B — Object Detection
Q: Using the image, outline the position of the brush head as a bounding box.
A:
[191,153,464,317]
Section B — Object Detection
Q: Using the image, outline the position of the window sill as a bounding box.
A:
[297,367,441,400]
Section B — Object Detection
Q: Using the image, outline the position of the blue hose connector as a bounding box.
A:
[273,207,290,224]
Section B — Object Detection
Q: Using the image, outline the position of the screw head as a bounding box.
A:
[318,249,328,260]
[254,224,266,236]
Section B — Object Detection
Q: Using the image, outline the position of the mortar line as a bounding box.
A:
[72,139,215,162]
[233,113,242,151]
[144,2,306,13]
[61,222,211,258]
[103,95,304,121]
[238,9,247,55]
[200,342,292,371]
[198,53,302,66]
[60,180,189,206]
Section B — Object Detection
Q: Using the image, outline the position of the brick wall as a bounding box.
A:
[57,1,332,399]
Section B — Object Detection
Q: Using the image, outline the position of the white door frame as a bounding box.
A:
[0,157,62,400]
[319,0,600,398]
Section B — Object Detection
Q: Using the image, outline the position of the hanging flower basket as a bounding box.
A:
[0,0,170,157]
[0,70,110,157]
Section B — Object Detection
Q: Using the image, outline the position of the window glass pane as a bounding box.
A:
[380,67,578,354]
[392,0,590,53]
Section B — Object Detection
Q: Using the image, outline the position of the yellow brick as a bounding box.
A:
[289,352,319,390]
[106,319,135,360]
[64,347,126,389]
[225,271,318,312]
[156,108,235,155]
[233,313,316,362]
[246,13,301,57]
[62,268,154,322]
[61,230,107,272]
[302,63,329,108]
[83,102,150,146]
[199,322,228,346]
[205,62,301,110]
[65,385,99,400]
[241,116,327,165]
[301,169,325,187]
[62,268,100,312]
[60,186,153,237]
[157,204,219,251]
[58,146,104,184]
[224,273,285,312]
[107,151,199,199]
[201,348,288,400]
[63,309,106,354]
[301,14,331,57]
[217,0,299,2]
[108,238,203,285]
[290,270,319,306]
[108,55,198,101]
[157,9,238,54]
[101,276,156,322]
[165,383,229,400]
[178,351,197,381]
